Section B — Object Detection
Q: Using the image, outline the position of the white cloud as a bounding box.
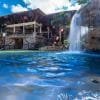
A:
[3,3,8,9]
[11,4,28,13]
[23,0,81,14]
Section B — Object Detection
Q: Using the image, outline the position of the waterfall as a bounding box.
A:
[68,13,82,51]
[68,12,89,51]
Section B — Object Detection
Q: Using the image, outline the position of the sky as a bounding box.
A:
[0,0,81,16]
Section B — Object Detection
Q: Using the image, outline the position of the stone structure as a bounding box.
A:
[79,0,100,51]
[0,9,75,50]
[82,28,100,51]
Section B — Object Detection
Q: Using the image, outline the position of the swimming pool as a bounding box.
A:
[0,51,100,100]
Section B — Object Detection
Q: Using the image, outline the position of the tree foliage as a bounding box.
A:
[77,0,89,4]
[69,0,89,5]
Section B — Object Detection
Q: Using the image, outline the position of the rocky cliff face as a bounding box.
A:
[82,28,100,51]
[79,0,100,51]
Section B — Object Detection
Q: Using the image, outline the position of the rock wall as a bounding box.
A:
[82,28,100,51]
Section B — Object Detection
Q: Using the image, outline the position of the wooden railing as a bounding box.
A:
[7,34,32,38]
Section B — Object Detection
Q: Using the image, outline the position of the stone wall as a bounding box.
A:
[2,33,46,50]
[82,28,100,51]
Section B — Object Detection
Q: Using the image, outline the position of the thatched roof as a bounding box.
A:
[0,8,46,25]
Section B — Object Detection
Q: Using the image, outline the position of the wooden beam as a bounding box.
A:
[7,21,41,28]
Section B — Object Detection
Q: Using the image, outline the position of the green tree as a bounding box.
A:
[69,0,89,5]
[77,0,89,4]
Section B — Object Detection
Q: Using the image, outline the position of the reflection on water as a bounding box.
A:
[0,51,100,100]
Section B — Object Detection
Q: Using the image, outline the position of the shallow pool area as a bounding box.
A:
[0,51,100,100]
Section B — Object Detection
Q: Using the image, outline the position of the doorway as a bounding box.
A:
[14,38,23,49]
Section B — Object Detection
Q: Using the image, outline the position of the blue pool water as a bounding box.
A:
[0,51,100,100]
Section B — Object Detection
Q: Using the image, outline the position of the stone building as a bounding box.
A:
[0,8,75,50]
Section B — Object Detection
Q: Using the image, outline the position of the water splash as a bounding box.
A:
[57,93,69,100]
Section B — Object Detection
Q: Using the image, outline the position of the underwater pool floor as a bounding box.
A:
[0,51,100,100]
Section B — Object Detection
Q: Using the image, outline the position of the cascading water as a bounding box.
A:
[68,13,82,51]
[68,2,89,51]
[68,12,89,51]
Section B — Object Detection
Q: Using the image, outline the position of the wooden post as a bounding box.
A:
[33,21,37,42]
[40,24,42,33]
[34,21,36,33]
[0,27,2,33]
[59,28,64,42]
[47,27,50,39]
[13,25,15,33]
[23,24,25,35]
